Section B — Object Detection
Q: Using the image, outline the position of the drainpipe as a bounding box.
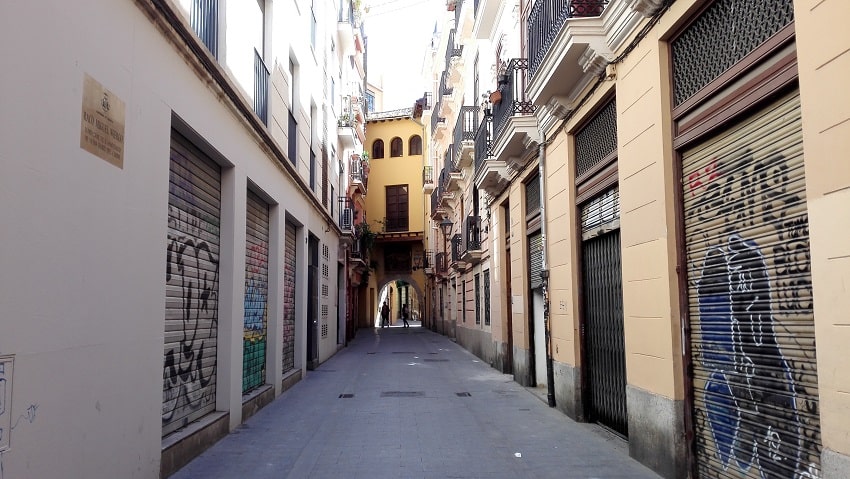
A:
[537,128,556,408]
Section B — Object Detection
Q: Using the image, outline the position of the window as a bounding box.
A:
[288,110,297,164]
[409,135,422,155]
[385,185,409,232]
[372,139,385,159]
[483,270,490,326]
[310,149,316,192]
[366,91,375,112]
[462,280,466,323]
[390,137,403,157]
[330,186,334,216]
[474,273,481,324]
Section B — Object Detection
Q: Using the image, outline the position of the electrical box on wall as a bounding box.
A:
[0,355,14,452]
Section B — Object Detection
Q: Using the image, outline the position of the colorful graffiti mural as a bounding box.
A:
[685,127,821,478]
[243,241,268,393]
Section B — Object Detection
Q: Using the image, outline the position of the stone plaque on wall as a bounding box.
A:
[80,74,125,168]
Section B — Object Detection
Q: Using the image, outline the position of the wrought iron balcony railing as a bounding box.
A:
[431,189,440,216]
[465,215,481,251]
[431,99,444,135]
[528,0,609,78]
[435,252,448,274]
[451,233,463,263]
[440,71,453,97]
[492,58,536,140]
[423,165,434,185]
[445,29,464,69]
[474,115,493,173]
[191,0,218,57]
[454,105,479,157]
[254,49,270,125]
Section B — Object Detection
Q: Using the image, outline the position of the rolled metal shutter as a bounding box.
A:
[528,232,543,290]
[163,135,222,436]
[683,92,822,478]
[282,221,297,373]
[243,190,269,393]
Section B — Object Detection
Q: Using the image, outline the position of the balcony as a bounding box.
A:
[491,59,539,172]
[451,233,468,271]
[254,49,269,125]
[348,155,368,197]
[435,252,448,276]
[473,115,510,197]
[190,0,218,58]
[453,106,479,169]
[338,203,354,247]
[431,189,448,220]
[337,114,357,148]
[445,29,465,87]
[461,215,483,264]
[472,0,501,40]
[423,166,435,193]
[421,250,435,276]
[526,0,641,111]
[337,0,357,56]
[445,150,463,193]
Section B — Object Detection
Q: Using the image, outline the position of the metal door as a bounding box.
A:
[282,221,296,373]
[683,92,821,478]
[163,134,221,436]
[581,228,628,437]
[243,190,269,393]
[307,236,319,370]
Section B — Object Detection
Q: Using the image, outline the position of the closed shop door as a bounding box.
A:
[282,221,296,373]
[163,135,222,436]
[581,187,627,437]
[243,190,269,393]
[683,92,821,478]
[528,232,546,386]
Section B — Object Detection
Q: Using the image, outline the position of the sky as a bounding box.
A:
[362,0,442,110]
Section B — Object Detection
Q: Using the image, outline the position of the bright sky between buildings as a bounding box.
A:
[363,0,441,110]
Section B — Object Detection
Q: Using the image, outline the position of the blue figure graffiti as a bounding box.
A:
[697,235,804,478]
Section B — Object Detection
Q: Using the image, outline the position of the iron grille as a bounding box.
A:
[575,99,617,179]
[454,106,480,158]
[474,115,493,173]
[474,273,481,324]
[465,215,481,251]
[254,49,269,125]
[483,270,490,325]
[580,187,619,235]
[671,0,794,107]
[423,165,434,185]
[525,174,540,218]
[190,0,219,58]
[492,59,536,141]
[582,230,627,437]
[451,234,463,262]
[527,0,608,78]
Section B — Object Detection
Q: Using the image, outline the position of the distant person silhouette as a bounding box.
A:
[401,304,410,328]
[380,301,390,328]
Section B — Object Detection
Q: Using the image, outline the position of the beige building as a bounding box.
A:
[425,0,850,478]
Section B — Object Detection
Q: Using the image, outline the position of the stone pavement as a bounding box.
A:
[172,325,661,479]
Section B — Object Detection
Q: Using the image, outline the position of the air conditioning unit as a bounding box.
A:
[341,208,353,232]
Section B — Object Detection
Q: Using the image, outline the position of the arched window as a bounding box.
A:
[409,135,422,155]
[390,137,403,157]
[372,139,385,159]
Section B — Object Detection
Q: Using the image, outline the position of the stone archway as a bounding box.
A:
[376,273,426,325]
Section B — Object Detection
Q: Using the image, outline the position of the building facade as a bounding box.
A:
[361,110,429,328]
[0,0,366,476]
[424,0,850,478]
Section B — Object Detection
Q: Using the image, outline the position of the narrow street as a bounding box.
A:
[173,325,660,479]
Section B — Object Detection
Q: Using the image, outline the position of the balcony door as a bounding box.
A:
[385,184,409,232]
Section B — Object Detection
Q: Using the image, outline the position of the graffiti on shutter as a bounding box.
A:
[243,190,269,393]
[283,221,297,373]
[528,232,543,290]
[163,135,221,436]
[683,92,822,478]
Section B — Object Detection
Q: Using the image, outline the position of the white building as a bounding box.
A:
[0,0,365,476]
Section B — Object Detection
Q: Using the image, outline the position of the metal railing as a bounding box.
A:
[190,0,218,57]
[445,29,463,69]
[431,99,444,135]
[465,215,481,251]
[435,252,448,274]
[254,49,270,125]
[451,234,463,262]
[454,105,479,158]
[528,0,609,78]
[338,0,355,24]
[431,189,440,216]
[474,115,493,173]
[492,58,536,140]
[423,166,434,185]
[440,70,453,97]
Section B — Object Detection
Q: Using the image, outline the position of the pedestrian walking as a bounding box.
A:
[402,304,410,328]
[380,301,390,328]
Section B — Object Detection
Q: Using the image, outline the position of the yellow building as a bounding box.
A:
[425,0,850,477]
[361,109,429,327]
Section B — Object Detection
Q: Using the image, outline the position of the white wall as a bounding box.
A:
[0,0,343,477]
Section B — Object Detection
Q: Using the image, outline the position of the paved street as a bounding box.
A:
[173,325,660,479]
